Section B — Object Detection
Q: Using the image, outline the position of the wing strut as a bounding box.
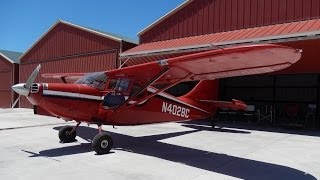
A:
[113,67,171,111]
[128,73,193,108]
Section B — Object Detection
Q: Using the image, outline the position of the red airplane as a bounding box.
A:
[12,44,301,154]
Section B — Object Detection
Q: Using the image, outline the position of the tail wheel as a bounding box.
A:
[59,126,77,143]
[92,132,113,154]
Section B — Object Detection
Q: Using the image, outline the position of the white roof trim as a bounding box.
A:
[0,52,14,64]
[59,20,122,42]
[138,0,194,36]
[20,20,125,60]
[121,30,320,59]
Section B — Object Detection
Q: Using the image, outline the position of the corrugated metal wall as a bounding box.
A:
[20,22,122,108]
[21,23,121,62]
[140,0,320,43]
[0,57,13,108]
[122,41,138,53]
[277,39,320,74]
[12,64,19,108]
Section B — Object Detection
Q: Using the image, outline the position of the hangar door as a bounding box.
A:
[0,70,12,108]
[220,74,319,128]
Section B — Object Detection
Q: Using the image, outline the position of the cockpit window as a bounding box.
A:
[75,72,107,90]
[108,78,131,91]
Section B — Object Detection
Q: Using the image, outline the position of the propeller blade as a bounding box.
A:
[25,64,41,89]
[11,96,20,108]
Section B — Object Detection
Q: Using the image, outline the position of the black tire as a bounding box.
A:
[92,132,113,155]
[58,126,77,143]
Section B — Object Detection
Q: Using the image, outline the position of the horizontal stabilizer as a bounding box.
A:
[198,99,247,110]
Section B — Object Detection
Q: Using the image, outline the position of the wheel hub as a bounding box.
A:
[101,140,109,148]
[66,131,72,138]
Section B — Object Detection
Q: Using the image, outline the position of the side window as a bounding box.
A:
[108,79,118,90]
[108,78,131,91]
[118,78,130,91]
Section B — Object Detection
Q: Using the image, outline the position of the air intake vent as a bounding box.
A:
[31,84,39,93]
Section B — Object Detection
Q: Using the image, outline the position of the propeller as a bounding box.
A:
[25,64,41,89]
[11,97,20,108]
[11,64,41,108]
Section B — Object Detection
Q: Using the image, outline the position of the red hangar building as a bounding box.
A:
[0,50,21,108]
[120,0,320,129]
[19,20,137,109]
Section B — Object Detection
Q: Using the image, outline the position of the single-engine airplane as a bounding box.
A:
[12,44,301,154]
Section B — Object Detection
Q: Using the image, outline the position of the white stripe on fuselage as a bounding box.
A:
[147,87,210,114]
[43,90,135,103]
[43,90,104,101]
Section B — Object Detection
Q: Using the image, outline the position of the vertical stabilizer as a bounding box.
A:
[182,80,219,101]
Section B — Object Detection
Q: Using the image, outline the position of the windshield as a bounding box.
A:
[75,72,107,90]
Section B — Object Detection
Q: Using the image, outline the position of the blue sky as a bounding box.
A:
[0,0,185,53]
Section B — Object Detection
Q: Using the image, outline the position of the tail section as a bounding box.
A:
[182,80,247,111]
[182,80,219,101]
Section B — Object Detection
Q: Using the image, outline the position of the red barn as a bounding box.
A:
[120,0,320,128]
[0,50,21,108]
[20,20,137,108]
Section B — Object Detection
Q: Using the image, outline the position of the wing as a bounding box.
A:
[108,44,301,85]
[42,73,85,83]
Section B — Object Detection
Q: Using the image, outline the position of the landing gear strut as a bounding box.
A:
[92,124,113,155]
[58,122,81,143]
[210,117,215,128]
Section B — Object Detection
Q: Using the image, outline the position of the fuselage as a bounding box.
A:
[27,83,215,125]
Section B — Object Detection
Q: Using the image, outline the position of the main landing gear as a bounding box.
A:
[92,124,113,155]
[58,122,113,155]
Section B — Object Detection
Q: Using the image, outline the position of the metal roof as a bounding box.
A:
[60,20,138,44]
[121,19,320,66]
[84,27,138,45]
[20,20,138,60]
[0,49,22,64]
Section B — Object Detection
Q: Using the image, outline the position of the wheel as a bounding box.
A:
[92,132,113,155]
[58,126,77,143]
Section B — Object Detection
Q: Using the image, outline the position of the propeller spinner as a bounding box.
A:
[11,64,41,107]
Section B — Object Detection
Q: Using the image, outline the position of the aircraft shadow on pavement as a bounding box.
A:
[182,119,320,137]
[25,125,315,180]
[180,124,251,134]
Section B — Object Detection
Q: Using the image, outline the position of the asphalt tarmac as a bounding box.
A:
[0,108,319,180]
